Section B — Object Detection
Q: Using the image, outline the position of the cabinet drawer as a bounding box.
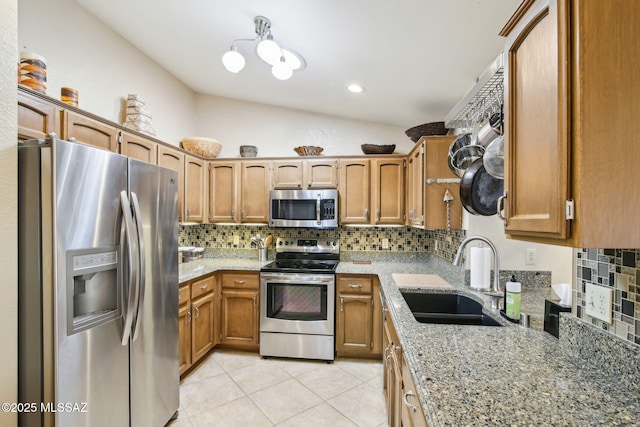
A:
[179,285,190,307]
[337,276,373,294]
[191,275,215,299]
[221,273,259,289]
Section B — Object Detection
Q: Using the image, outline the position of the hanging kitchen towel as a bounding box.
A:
[470,247,491,290]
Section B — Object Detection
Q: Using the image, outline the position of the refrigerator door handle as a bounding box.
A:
[120,191,140,346]
[130,192,146,342]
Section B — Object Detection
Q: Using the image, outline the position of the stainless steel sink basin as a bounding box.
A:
[401,292,502,326]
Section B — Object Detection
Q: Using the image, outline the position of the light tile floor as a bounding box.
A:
[168,349,388,427]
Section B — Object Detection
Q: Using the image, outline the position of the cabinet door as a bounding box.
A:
[384,318,402,427]
[502,0,570,239]
[191,292,215,362]
[407,143,425,227]
[272,160,304,189]
[371,158,405,225]
[157,145,185,222]
[338,159,370,224]
[178,304,191,375]
[220,289,259,347]
[208,161,238,223]
[401,356,428,427]
[184,155,205,223]
[18,90,58,141]
[305,159,338,189]
[240,161,270,223]
[424,136,461,230]
[62,110,119,152]
[120,131,157,164]
[336,294,373,353]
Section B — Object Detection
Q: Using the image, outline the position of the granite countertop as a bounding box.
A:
[179,258,269,283]
[180,255,639,426]
[337,259,640,427]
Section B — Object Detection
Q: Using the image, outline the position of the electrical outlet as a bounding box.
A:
[382,238,389,249]
[435,240,439,252]
[233,235,240,246]
[525,248,537,265]
[585,283,613,323]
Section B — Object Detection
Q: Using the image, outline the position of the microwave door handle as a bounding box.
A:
[316,195,321,224]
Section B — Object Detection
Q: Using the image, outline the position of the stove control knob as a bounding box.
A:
[278,241,283,246]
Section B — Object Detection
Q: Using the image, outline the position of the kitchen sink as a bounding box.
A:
[401,292,502,326]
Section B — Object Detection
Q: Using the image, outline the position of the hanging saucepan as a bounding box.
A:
[447,133,472,174]
[483,135,504,179]
[459,158,504,216]
[477,111,502,147]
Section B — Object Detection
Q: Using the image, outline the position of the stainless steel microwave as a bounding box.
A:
[269,189,338,228]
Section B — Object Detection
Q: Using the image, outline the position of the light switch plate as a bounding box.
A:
[233,235,240,246]
[584,283,613,323]
[382,238,389,249]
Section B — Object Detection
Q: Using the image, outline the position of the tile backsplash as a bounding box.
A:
[574,248,639,346]
[179,224,465,262]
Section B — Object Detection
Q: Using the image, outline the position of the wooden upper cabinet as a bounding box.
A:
[207,161,238,223]
[120,131,157,164]
[272,160,304,189]
[339,159,370,224]
[18,90,58,141]
[272,159,338,189]
[501,0,640,247]
[407,142,425,227]
[240,160,271,223]
[424,136,461,230]
[305,159,338,189]
[371,158,405,225]
[184,155,206,223]
[62,110,119,152]
[157,145,185,222]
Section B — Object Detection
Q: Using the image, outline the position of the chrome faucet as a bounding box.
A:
[453,235,503,310]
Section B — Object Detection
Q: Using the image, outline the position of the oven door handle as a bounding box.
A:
[316,194,321,225]
[261,273,334,284]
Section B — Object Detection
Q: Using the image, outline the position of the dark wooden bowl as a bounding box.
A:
[361,144,396,154]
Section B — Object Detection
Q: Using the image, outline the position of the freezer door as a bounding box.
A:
[53,140,130,427]
[129,158,180,426]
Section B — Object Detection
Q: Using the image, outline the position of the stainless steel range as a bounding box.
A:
[260,238,339,361]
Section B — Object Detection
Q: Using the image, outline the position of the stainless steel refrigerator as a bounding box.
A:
[18,136,180,427]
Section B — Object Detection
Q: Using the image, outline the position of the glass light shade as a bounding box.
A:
[272,59,293,80]
[281,49,304,70]
[222,50,245,73]
[256,38,282,65]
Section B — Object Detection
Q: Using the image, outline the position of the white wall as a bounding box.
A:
[0,0,18,425]
[195,94,413,158]
[463,212,574,285]
[18,0,196,145]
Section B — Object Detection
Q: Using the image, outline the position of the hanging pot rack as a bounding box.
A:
[444,52,504,130]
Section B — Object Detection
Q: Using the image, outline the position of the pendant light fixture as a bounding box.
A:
[222,16,305,80]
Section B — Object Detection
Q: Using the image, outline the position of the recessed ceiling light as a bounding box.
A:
[347,83,365,93]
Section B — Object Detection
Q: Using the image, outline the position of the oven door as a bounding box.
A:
[260,272,335,335]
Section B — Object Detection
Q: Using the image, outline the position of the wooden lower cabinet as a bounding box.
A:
[335,274,382,358]
[178,293,191,375]
[401,354,428,427]
[382,291,428,427]
[179,274,217,376]
[220,272,260,349]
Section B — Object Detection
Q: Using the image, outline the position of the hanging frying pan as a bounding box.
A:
[459,158,504,216]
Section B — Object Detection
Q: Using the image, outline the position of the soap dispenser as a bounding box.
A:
[505,275,522,321]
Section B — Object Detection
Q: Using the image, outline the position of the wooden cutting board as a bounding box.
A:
[391,273,453,289]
